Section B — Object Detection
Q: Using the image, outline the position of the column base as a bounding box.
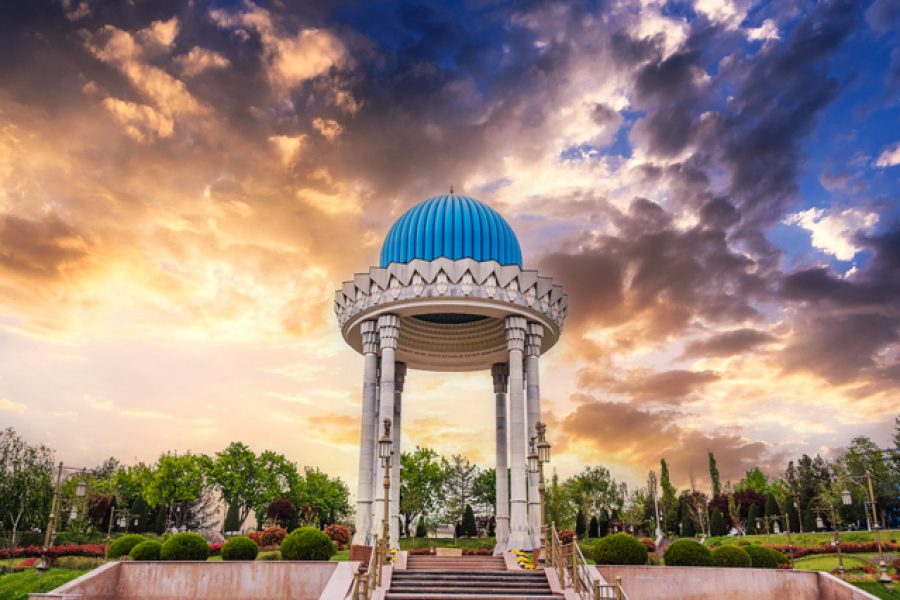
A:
[505,530,534,552]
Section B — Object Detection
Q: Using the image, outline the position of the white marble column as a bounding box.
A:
[492,363,510,552]
[391,362,406,540]
[352,320,379,546]
[526,323,544,548]
[505,316,531,550]
[370,358,381,536]
[373,314,400,547]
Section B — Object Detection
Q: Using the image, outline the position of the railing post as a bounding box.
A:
[571,538,579,594]
[593,579,601,600]
[615,576,623,600]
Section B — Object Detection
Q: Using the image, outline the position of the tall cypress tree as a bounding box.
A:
[462,504,477,537]
[708,452,721,497]
[709,508,728,536]
[598,509,610,537]
[224,501,241,533]
[660,459,677,530]
[588,515,599,538]
[575,508,587,537]
[746,504,759,534]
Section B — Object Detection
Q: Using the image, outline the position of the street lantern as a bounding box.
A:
[69,508,77,520]
[816,516,824,529]
[75,480,87,498]
[774,522,781,534]
[536,422,551,464]
[841,489,852,505]
[527,439,539,474]
[378,419,393,461]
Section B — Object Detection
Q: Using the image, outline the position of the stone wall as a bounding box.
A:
[30,561,358,600]
[595,565,879,600]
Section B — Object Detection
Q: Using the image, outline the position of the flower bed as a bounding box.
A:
[0,545,106,559]
[764,540,900,558]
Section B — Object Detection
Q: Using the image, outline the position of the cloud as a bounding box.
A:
[175,47,230,78]
[101,97,174,142]
[312,118,343,141]
[874,142,900,167]
[577,368,720,403]
[784,207,879,261]
[0,398,27,413]
[745,19,780,42]
[0,215,94,280]
[268,134,306,166]
[682,328,777,358]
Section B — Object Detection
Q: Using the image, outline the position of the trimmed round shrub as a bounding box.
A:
[324,524,351,550]
[129,540,162,561]
[663,539,712,567]
[639,537,657,553]
[221,536,259,561]
[768,547,789,566]
[257,550,282,561]
[710,545,751,568]
[744,545,778,569]
[591,534,648,565]
[160,532,210,561]
[108,534,147,559]
[280,527,335,561]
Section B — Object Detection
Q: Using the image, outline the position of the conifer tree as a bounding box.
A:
[708,452,721,497]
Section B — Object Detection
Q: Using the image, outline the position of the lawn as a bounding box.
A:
[792,554,872,571]
[851,582,900,600]
[0,568,89,600]
[704,530,900,548]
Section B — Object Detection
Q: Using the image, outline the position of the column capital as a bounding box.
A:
[361,320,380,355]
[526,322,544,357]
[395,362,407,393]
[491,363,509,393]
[377,314,400,350]
[505,316,527,353]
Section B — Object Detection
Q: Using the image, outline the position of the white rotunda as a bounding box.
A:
[334,193,568,553]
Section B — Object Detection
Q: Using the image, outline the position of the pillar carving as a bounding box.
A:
[526,322,543,548]
[504,316,531,550]
[353,320,378,545]
[373,314,400,546]
[492,363,510,552]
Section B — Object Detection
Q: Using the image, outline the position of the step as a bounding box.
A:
[385,595,558,600]
[392,575,547,583]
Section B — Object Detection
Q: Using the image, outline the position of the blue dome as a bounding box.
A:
[380,195,523,268]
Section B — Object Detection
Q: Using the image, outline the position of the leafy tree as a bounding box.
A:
[565,466,622,520]
[400,447,445,534]
[708,452,721,497]
[442,455,479,524]
[210,442,260,526]
[253,451,301,526]
[267,498,296,526]
[144,452,211,530]
[296,467,349,528]
[0,428,54,547]
[471,468,496,513]
[739,468,768,494]
[709,508,728,536]
[545,471,575,530]
[575,508,586,537]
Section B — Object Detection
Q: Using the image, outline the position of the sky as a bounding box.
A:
[0,0,898,494]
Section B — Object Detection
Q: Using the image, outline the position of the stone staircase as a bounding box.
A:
[386,555,560,599]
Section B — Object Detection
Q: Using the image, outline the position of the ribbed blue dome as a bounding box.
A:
[380,195,523,268]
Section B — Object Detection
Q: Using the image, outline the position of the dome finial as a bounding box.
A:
[449,184,454,194]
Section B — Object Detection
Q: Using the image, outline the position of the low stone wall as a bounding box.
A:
[30,561,359,600]
[596,565,879,600]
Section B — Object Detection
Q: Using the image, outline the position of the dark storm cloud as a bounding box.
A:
[577,368,720,402]
[558,397,771,484]
[683,328,777,358]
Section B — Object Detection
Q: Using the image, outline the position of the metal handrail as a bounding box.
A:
[351,534,385,600]
[547,522,629,600]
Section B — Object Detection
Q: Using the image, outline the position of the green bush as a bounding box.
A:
[159,532,210,561]
[710,545,751,568]
[221,536,259,561]
[663,539,712,566]
[415,518,427,538]
[590,533,648,565]
[257,550,282,560]
[744,545,778,568]
[280,527,335,561]
[129,540,162,561]
[55,556,107,569]
[108,534,147,559]
[768,548,788,566]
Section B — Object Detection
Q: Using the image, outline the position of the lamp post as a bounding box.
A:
[841,474,890,584]
[377,418,393,569]
[39,463,88,571]
[528,422,551,561]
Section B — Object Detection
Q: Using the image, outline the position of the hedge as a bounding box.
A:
[591,534,648,565]
[160,532,210,561]
[745,545,780,569]
[108,534,147,559]
[710,545,751,568]
[280,527,335,561]
[129,540,162,561]
[221,536,259,561]
[663,540,712,566]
